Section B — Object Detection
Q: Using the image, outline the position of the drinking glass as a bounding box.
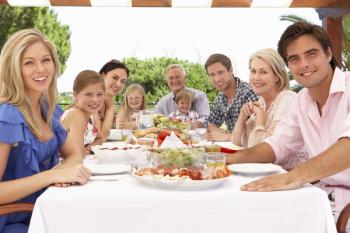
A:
[205,152,226,167]
[195,127,207,138]
[128,149,150,174]
[138,110,154,129]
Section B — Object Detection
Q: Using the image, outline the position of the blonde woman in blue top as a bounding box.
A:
[0,29,91,233]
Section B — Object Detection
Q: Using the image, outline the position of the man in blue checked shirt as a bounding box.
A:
[204,53,258,141]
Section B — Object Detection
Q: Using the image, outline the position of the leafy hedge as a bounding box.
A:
[119,57,217,104]
[58,57,217,108]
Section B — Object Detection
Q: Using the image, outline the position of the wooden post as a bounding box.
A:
[132,0,171,7]
[291,0,350,8]
[212,0,252,7]
[49,0,91,6]
[323,16,343,69]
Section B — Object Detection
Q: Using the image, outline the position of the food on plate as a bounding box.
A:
[99,146,141,150]
[204,145,221,152]
[135,165,231,180]
[143,133,157,139]
[129,137,155,146]
[219,147,237,154]
[136,138,155,146]
[152,148,204,167]
[134,127,159,138]
[157,129,188,146]
[153,114,188,131]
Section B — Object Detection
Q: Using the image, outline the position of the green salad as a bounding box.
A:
[153,115,188,131]
[154,148,204,167]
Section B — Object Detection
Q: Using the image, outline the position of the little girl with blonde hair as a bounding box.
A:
[115,84,147,129]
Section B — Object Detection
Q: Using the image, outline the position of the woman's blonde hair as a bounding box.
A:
[117,84,146,122]
[0,28,61,139]
[249,48,290,90]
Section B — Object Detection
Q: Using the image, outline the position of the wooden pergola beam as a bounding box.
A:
[323,16,343,68]
[0,0,7,5]
[132,0,171,7]
[50,0,91,6]
[212,0,252,7]
[290,0,350,8]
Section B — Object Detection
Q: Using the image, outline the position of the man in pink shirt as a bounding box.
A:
[227,22,350,216]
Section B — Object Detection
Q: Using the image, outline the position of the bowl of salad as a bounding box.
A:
[151,148,205,168]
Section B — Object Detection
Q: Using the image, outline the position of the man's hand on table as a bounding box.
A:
[240,172,302,192]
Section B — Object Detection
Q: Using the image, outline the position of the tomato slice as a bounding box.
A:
[220,147,237,154]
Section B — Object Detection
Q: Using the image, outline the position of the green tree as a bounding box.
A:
[280,14,310,23]
[57,57,216,108]
[343,14,350,70]
[0,6,71,72]
[122,57,217,104]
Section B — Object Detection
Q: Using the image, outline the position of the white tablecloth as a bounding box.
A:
[28,174,336,233]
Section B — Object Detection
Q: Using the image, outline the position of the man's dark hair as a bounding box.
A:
[277,21,338,70]
[204,53,232,74]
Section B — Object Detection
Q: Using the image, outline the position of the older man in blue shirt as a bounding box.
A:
[155,64,210,128]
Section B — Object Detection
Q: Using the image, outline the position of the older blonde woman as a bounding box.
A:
[231,48,308,169]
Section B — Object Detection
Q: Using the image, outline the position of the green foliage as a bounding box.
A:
[57,92,73,110]
[0,6,71,72]
[121,57,217,104]
[343,14,350,70]
[280,14,310,23]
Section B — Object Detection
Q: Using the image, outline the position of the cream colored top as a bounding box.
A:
[242,90,297,148]
[241,91,309,170]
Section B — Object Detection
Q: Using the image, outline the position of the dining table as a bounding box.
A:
[28,153,337,233]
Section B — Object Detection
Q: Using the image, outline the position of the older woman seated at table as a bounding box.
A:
[228,22,350,228]
[231,48,308,169]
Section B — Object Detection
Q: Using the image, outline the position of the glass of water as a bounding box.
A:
[195,127,207,138]
[138,110,154,129]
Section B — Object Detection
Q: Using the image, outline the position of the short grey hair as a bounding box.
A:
[166,64,186,77]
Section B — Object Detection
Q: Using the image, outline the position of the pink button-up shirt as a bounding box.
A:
[265,68,350,212]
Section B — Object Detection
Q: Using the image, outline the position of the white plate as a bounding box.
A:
[86,164,130,175]
[107,129,122,141]
[133,174,229,190]
[92,142,147,164]
[228,163,281,176]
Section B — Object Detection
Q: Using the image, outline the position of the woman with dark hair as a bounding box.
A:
[95,59,129,138]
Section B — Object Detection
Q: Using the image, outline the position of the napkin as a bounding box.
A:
[159,132,187,149]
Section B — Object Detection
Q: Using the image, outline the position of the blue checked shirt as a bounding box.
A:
[207,77,258,132]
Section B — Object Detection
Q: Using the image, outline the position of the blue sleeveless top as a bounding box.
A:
[0,103,67,233]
